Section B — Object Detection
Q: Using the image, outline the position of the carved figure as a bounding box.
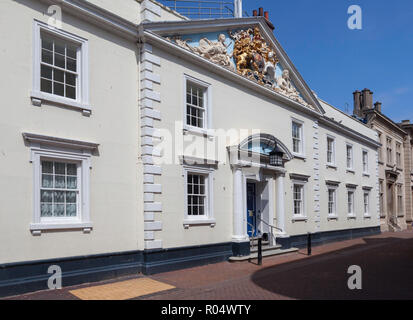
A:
[263,51,277,83]
[169,34,234,70]
[169,28,314,109]
[275,69,308,106]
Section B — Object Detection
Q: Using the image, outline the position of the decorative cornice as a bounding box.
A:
[364,109,407,137]
[38,0,139,40]
[141,18,324,115]
[319,116,381,149]
[141,30,323,119]
[23,132,99,151]
[346,183,358,189]
[289,173,311,182]
[325,180,340,186]
[179,155,219,167]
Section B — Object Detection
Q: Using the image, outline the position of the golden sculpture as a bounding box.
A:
[167,27,313,109]
[230,27,278,85]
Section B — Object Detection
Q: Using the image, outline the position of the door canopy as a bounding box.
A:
[239,133,293,164]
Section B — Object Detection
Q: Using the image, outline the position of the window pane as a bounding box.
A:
[54,53,65,68]
[53,190,65,203]
[54,82,64,96]
[42,174,53,188]
[55,41,65,55]
[66,191,77,203]
[42,161,53,173]
[66,72,76,86]
[67,163,77,175]
[67,176,77,189]
[66,57,77,72]
[54,204,65,217]
[66,85,76,99]
[67,46,77,59]
[41,65,53,80]
[66,204,77,217]
[55,175,66,188]
[41,79,53,94]
[42,38,53,51]
[41,190,53,202]
[54,69,64,83]
[41,49,53,64]
[55,162,65,174]
[41,203,53,217]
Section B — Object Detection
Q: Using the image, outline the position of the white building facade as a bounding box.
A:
[0,0,380,296]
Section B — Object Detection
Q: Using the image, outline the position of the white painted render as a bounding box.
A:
[149,43,380,249]
[0,0,380,265]
[0,0,143,263]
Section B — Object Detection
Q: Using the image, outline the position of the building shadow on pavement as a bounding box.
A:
[250,236,413,300]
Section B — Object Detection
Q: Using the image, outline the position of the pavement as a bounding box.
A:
[3,230,413,300]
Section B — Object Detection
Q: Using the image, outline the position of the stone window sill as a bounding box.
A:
[31,91,91,116]
[183,126,214,140]
[347,215,357,220]
[327,215,339,220]
[326,164,337,169]
[292,216,308,222]
[30,222,93,235]
[293,154,306,161]
[183,218,216,228]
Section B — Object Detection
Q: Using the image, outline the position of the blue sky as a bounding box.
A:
[243,0,413,122]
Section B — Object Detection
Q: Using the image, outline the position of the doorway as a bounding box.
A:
[247,182,257,237]
[246,180,272,239]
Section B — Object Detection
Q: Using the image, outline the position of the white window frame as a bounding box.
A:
[292,180,306,219]
[183,166,215,227]
[362,149,369,174]
[363,190,370,216]
[346,143,354,171]
[183,74,212,136]
[347,189,356,218]
[327,186,338,218]
[31,20,90,114]
[326,135,336,166]
[24,133,96,234]
[291,118,305,158]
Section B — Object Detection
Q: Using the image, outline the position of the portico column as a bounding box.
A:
[276,173,286,235]
[232,167,246,241]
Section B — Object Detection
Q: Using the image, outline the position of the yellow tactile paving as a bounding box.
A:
[69,278,175,300]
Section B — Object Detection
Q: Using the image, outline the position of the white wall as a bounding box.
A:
[0,0,144,264]
[151,44,380,249]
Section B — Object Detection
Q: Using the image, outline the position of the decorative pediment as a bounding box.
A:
[165,25,314,110]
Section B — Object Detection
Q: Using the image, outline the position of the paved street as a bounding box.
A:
[4,230,413,300]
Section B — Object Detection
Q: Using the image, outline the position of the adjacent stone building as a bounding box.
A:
[353,89,409,231]
[399,120,413,229]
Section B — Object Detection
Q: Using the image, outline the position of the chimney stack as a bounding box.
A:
[353,90,362,117]
[361,88,373,110]
[374,101,382,113]
[253,7,274,30]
